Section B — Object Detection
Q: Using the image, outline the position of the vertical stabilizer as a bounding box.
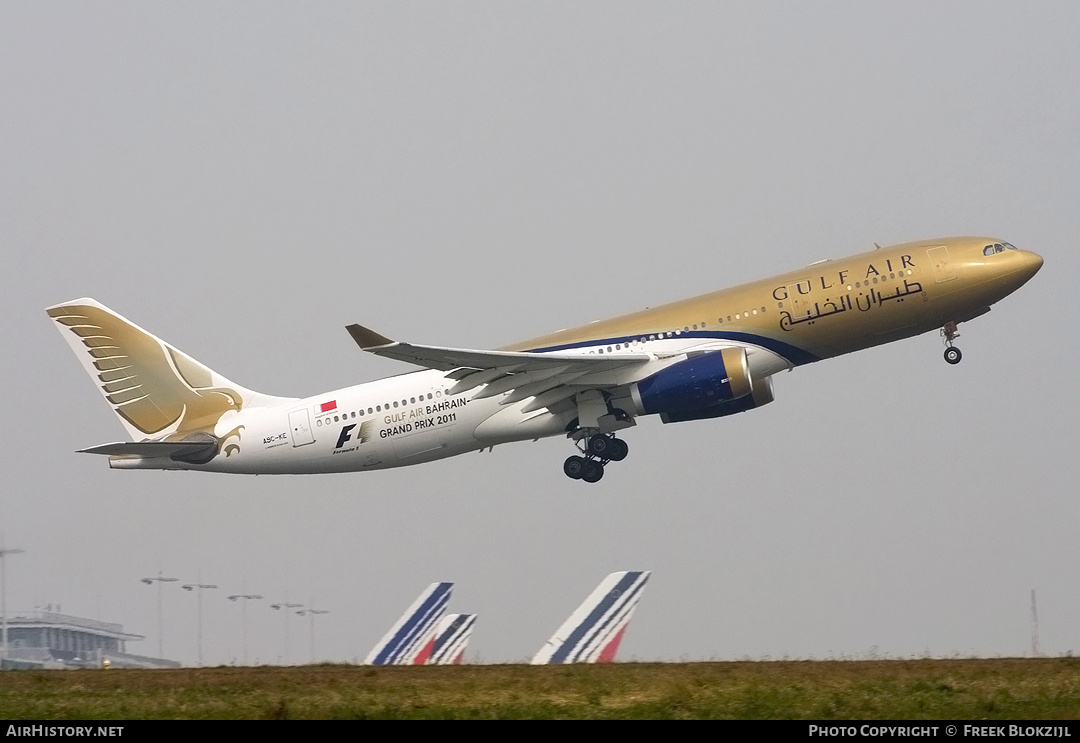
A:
[429,613,477,665]
[46,298,291,441]
[531,571,650,664]
[364,582,453,665]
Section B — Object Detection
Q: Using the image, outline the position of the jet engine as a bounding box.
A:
[630,347,755,416]
[658,375,774,423]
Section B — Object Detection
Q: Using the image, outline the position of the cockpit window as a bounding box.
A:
[983,243,1014,256]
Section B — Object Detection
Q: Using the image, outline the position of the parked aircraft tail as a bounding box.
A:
[46,298,292,443]
[428,613,477,665]
[531,571,651,664]
[364,582,453,665]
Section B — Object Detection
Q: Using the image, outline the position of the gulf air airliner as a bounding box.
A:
[47,237,1042,483]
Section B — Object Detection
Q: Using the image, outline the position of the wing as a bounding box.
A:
[346,324,653,413]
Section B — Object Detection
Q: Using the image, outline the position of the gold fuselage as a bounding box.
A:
[507,236,1043,366]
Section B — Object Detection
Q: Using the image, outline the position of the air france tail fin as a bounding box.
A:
[531,571,651,664]
[46,298,292,441]
[428,613,477,665]
[364,582,453,665]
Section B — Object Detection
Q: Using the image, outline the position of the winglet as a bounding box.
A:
[346,324,395,349]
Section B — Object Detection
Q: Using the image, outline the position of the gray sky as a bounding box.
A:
[2,1,1079,665]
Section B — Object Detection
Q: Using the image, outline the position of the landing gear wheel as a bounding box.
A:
[581,459,605,483]
[607,437,629,462]
[587,436,610,458]
[940,321,962,365]
[563,456,586,479]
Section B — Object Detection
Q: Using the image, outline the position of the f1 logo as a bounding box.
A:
[335,424,356,449]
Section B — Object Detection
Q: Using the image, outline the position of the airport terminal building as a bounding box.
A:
[2,611,179,669]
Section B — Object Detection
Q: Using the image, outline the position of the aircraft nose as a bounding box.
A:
[1022,250,1044,279]
[1009,249,1043,288]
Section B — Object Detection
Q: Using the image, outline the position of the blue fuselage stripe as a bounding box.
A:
[524,331,819,367]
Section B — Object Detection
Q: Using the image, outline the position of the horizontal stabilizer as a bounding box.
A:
[78,440,218,460]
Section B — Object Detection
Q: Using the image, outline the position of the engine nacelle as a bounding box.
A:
[631,347,753,416]
[659,375,775,423]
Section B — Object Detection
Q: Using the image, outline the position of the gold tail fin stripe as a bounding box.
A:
[48,301,245,436]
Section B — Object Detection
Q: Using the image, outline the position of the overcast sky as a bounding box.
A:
[3,1,1079,666]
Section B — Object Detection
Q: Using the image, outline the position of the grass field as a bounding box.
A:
[3,658,1080,720]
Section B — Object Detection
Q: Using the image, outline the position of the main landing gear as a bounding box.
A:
[563,434,629,484]
[941,321,962,365]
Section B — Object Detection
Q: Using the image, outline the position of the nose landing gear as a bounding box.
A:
[941,321,962,365]
[563,434,629,483]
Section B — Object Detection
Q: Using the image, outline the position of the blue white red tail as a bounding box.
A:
[364,582,453,665]
[428,613,477,665]
[531,571,650,664]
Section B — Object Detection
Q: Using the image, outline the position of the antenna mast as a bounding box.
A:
[1030,589,1041,658]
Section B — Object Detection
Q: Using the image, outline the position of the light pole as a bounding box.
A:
[227,592,263,666]
[270,601,302,665]
[0,544,25,666]
[296,606,329,664]
[141,572,178,659]
[181,582,218,666]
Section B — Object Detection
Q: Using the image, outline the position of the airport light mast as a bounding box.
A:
[0,543,25,666]
[296,605,330,664]
[227,590,263,666]
[182,582,218,667]
[270,601,303,665]
[140,572,178,659]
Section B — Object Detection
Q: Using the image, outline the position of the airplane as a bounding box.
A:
[531,570,651,664]
[47,236,1042,483]
[428,613,478,665]
[364,581,453,665]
